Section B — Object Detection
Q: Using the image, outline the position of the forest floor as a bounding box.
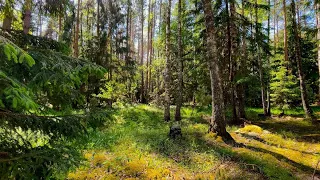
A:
[67,105,320,180]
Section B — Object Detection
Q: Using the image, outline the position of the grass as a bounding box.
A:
[67,105,320,179]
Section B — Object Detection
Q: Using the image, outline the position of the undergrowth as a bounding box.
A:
[67,105,320,179]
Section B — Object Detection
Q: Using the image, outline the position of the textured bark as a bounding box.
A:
[74,0,81,57]
[266,0,271,116]
[255,0,267,115]
[97,0,100,38]
[23,0,32,34]
[175,0,183,121]
[283,0,289,63]
[3,0,13,31]
[140,0,145,103]
[202,0,234,142]
[291,0,314,119]
[164,0,172,122]
[316,2,320,102]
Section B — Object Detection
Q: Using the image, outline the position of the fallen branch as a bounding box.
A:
[313,159,320,180]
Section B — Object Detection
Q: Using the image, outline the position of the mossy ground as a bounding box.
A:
[68,105,320,179]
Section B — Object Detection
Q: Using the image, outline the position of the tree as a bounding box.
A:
[3,0,14,31]
[23,0,32,34]
[164,0,171,122]
[202,0,234,142]
[175,0,183,121]
[290,0,314,119]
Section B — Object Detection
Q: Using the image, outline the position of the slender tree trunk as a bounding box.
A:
[164,0,172,122]
[145,0,152,101]
[126,0,131,64]
[3,0,14,31]
[175,0,183,121]
[202,0,234,142]
[291,0,314,119]
[235,0,247,120]
[283,0,289,63]
[256,0,267,115]
[316,1,320,103]
[266,0,271,116]
[97,0,100,38]
[23,0,32,34]
[140,0,145,103]
[74,0,81,57]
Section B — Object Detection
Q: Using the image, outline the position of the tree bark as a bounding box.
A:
[175,0,183,121]
[23,0,32,34]
[3,0,14,31]
[291,0,314,119]
[255,0,267,115]
[164,0,172,122]
[140,0,145,103]
[316,1,320,103]
[283,0,289,63]
[202,0,234,142]
[74,0,81,57]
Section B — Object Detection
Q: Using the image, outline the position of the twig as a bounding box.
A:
[313,159,320,180]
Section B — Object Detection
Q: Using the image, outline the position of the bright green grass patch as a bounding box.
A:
[68,105,319,179]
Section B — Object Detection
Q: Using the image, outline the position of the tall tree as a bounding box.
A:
[74,0,81,57]
[316,0,320,102]
[23,0,32,34]
[202,0,234,142]
[164,0,172,122]
[3,0,14,31]
[290,0,314,119]
[175,0,183,121]
[140,0,145,103]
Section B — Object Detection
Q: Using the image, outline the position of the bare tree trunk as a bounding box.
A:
[283,0,289,63]
[3,0,14,31]
[266,0,271,116]
[175,0,183,121]
[291,0,314,119]
[145,0,152,101]
[255,0,267,115]
[202,0,234,142]
[23,0,32,34]
[97,0,100,38]
[316,1,320,103]
[74,0,81,57]
[140,0,145,103]
[164,0,172,122]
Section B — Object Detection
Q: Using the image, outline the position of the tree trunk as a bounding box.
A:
[316,1,320,103]
[97,0,100,38]
[266,0,271,116]
[255,0,267,115]
[3,0,13,31]
[164,0,172,122]
[283,0,289,63]
[23,0,32,34]
[175,0,183,121]
[74,0,81,57]
[202,0,234,142]
[140,0,145,103]
[291,0,314,119]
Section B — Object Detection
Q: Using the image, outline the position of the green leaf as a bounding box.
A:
[25,54,35,67]
[12,52,18,63]
[19,53,25,63]
[3,44,11,61]
[12,97,17,109]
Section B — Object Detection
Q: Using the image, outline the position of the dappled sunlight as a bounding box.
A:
[67,105,320,179]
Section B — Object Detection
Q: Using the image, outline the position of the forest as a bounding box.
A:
[0,0,320,179]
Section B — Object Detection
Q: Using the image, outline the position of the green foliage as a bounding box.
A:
[270,54,300,110]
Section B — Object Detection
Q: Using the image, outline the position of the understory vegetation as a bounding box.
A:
[1,0,320,179]
[67,105,320,180]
